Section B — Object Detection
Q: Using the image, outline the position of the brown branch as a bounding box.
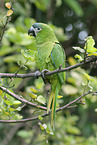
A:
[0,91,91,123]
[0,86,47,110]
[0,56,97,79]
[0,17,11,46]
[0,72,38,78]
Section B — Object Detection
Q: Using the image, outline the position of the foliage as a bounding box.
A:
[0,0,97,145]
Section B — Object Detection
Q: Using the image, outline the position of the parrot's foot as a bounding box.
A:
[34,71,41,79]
[41,69,50,83]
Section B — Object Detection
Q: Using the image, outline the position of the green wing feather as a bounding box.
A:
[47,43,65,129]
[51,43,65,84]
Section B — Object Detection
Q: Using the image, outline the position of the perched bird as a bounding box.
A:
[28,23,65,129]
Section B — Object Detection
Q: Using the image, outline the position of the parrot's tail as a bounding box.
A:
[47,87,58,129]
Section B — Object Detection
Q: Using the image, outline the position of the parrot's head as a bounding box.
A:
[28,23,43,37]
[28,23,56,40]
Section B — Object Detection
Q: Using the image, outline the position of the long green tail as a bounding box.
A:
[47,87,58,129]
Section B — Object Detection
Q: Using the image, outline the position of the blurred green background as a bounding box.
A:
[0,0,97,145]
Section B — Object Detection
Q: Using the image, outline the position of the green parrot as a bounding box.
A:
[28,23,65,128]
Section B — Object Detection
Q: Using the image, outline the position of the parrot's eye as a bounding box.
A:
[37,27,41,31]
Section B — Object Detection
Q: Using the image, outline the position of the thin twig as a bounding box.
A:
[0,91,92,123]
[0,17,10,46]
[0,56,97,79]
[0,86,47,110]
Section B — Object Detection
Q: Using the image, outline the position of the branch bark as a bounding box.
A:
[0,91,92,123]
[0,56,97,79]
[0,86,47,110]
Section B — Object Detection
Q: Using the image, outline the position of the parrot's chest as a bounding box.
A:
[35,49,52,71]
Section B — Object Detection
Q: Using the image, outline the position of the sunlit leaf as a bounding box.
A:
[88,52,97,56]
[38,115,43,120]
[37,95,46,105]
[13,101,21,105]
[34,78,44,90]
[0,15,6,21]
[9,107,16,111]
[38,122,45,130]
[21,49,36,62]
[0,90,3,95]
[30,88,38,93]
[73,47,85,53]
[85,36,97,53]
[29,92,37,99]
[7,10,13,16]
[57,95,63,99]
[68,57,77,65]
[84,73,94,81]
[74,54,83,61]
[3,111,10,115]
[5,2,11,9]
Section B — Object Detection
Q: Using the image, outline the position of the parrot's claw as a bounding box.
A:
[41,69,50,83]
[34,71,41,79]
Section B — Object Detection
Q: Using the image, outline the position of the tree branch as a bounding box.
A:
[0,86,47,110]
[0,56,97,79]
[0,17,11,46]
[0,91,92,123]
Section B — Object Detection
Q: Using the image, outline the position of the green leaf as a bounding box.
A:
[74,54,83,61]
[38,122,47,130]
[68,57,77,65]
[73,47,85,53]
[57,95,63,99]
[29,92,37,99]
[30,88,38,93]
[64,0,84,17]
[0,15,7,21]
[2,94,14,106]
[13,101,21,105]
[0,90,3,95]
[7,10,13,16]
[34,78,44,90]
[84,73,94,81]
[5,2,11,9]
[37,95,46,105]
[38,122,45,130]
[21,49,36,62]
[6,28,36,46]
[88,52,97,56]
[85,36,97,53]
[38,115,43,120]
[8,107,16,111]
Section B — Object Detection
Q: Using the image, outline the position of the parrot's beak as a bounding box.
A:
[28,26,36,37]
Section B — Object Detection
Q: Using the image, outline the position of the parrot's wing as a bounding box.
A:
[51,42,65,85]
[47,42,65,129]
